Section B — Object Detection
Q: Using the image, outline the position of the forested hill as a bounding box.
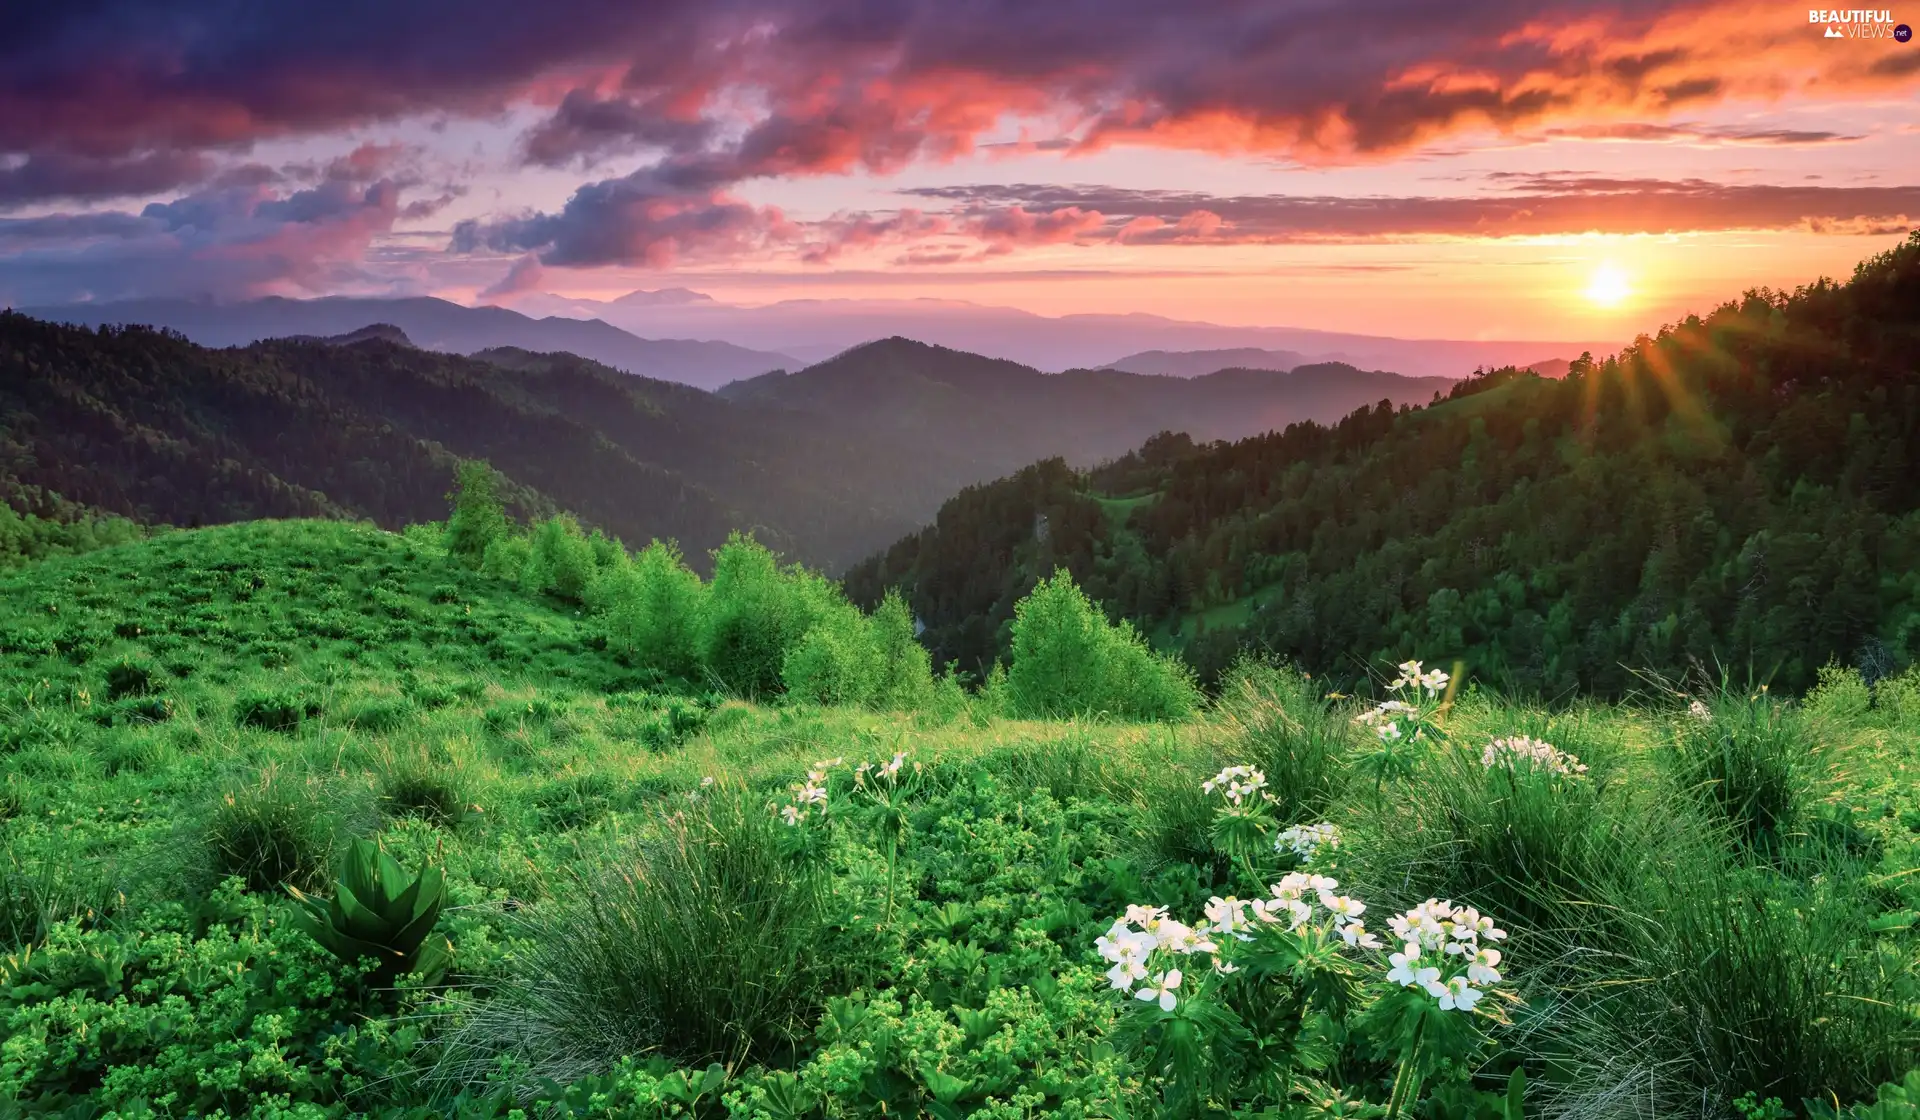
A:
[717,336,1455,472]
[846,232,1920,696]
[0,314,980,570]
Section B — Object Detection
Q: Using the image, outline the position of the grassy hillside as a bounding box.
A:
[1,520,1915,1118]
[848,234,1920,694]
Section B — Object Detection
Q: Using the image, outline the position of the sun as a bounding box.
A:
[1586,262,1632,307]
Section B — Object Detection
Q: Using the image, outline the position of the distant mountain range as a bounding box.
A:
[505,289,1619,376]
[2,314,1469,570]
[1103,348,1312,377]
[17,292,1619,386]
[721,337,1455,474]
[19,296,793,390]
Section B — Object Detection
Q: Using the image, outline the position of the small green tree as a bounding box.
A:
[704,534,819,698]
[523,514,597,603]
[869,589,934,711]
[445,461,508,567]
[604,540,708,682]
[782,600,879,706]
[1007,569,1198,721]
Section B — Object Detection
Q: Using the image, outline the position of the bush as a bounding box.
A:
[601,540,707,681]
[479,533,532,582]
[1005,569,1199,721]
[234,687,322,733]
[524,515,597,604]
[103,657,161,700]
[1211,660,1347,825]
[377,743,476,826]
[446,787,832,1081]
[204,768,334,894]
[781,599,878,707]
[869,590,934,711]
[703,535,820,698]
[1672,686,1828,851]
[446,461,509,566]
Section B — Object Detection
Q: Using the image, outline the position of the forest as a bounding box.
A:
[848,232,1920,696]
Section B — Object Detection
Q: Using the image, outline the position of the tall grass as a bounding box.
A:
[442,784,832,1089]
[1669,685,1831,853]
[1210,660,1349,826]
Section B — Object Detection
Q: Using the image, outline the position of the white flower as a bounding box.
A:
[1437,976,1483,1012]
[1105,961,1144,991]
[1482,735,1588,777]
[1375,721,1403,742]
[1204,896,1252,939]
[1203,765,1269,804]
[1339,922,1383,951]
[1320,893,1365,920]
[1275,822,1342,859]
[700,776,715,788]
[1386,942,1425,987]
[1273,872,1313,898]
[1418,668,1450,696]
[1123,903,1169,926]
[1306,874,1340,893]
[1468,947,1503,986]
[779,804,803,826]
[1688,699,1711,722]
[1212,957,1240,975]
[814,757,844,769]
[1136,969,1182,1011]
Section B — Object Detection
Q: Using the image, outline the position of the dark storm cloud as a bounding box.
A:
[7,0,1908,177]
[0,151,215,206]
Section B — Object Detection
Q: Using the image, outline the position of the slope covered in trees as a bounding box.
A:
[847,232,1920,695]
[0,314,980,569]
[719,336,1455,474]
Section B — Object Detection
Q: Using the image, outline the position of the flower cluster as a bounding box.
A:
[1275,821,1342,861]
[1353,699,1417,741]
[1688,699,1712,722]
[1389,659,1450,698]
[1202,765,1269,805]
[1095,905,1220,1010]
[1382,899,1509,1013]
[1480,736,1588,778]
[777,758,842,825]
[1097,873,1385,1011]
[855,751,914,784]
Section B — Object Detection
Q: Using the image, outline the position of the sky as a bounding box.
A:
[1,0,1917,340]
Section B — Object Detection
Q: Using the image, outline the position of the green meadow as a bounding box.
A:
[0,511,1916,1119]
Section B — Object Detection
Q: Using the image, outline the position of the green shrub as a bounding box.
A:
[1211,660,1347,824]
[1672,686,1828,851]
[1006,569,1199,721]
[480,533,532,582]
[339,693,415,733]
[446,461,509,566]
[103,656,161,700]
[524,515,597,604]
[601,540,706,681]
[868,589,934,711]
[781,599,878,707]
[234,687,322,733]
[204,768,334,894]
[377,744,475,826]
[447,787,832,1080]
[703,534,821,698]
